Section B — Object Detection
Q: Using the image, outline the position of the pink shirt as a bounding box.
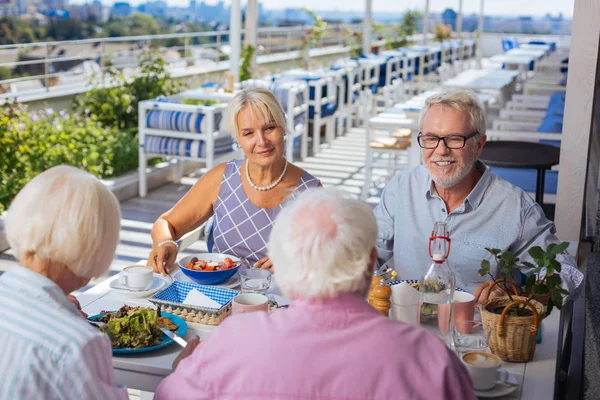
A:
[155,293,476,400]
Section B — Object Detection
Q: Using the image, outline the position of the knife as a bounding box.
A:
[160,327,187,347]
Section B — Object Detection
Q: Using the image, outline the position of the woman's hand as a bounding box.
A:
[254,256,274,273]
[473,280,505,304]
[148,242,179,275]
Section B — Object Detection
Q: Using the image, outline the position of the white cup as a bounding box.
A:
[232,293,269,314]
[461,351,505,391]
[119,266,153,291]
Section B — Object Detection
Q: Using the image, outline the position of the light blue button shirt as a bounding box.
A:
[0,266,128,400]
[374,161,584,295]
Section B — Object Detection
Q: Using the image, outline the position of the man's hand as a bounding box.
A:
[254,256,274,273]
[148,242,178,275]
[473,281,505,304]
[172,336,200,372]
[66,294,88,319]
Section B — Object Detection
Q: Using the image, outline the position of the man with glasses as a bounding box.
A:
[374,90,582,302]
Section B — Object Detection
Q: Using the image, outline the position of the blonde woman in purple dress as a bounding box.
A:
[148,88,320,275]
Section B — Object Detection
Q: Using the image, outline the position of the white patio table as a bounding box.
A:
[506,48,548,60]
[441,69,519,108]
[78,270,560,400]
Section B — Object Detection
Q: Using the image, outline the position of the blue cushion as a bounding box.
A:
[491,167,558,194]
[538,116,563,133]
[560,76,567,86]
[546,102,564,117]
[308,103,337,119]
[146,108,223,133]
[370,83,379,94]
[143,135,235,157]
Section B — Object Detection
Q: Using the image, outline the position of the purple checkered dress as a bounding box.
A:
[212,160,320,264]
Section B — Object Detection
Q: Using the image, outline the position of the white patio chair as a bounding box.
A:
[138,99,241,197]
[361,91,413,200]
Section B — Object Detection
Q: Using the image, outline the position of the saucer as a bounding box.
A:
[110,275,168,298]
[474,369,519,398]
[173,270,241,289]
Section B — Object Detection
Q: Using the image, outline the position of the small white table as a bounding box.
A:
[78,272,560,399]
[441,69,519,107]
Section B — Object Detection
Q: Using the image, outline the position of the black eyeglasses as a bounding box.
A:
[417,132,479,149]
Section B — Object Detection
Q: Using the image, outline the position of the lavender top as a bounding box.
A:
[212,160,320,264]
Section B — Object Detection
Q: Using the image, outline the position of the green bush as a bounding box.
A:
[1,56,181,214]
[75,55,180,134]
[0,105,138,213]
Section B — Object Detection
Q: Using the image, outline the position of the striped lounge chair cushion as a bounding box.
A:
[146,107,224,134]
[144,135,235,158]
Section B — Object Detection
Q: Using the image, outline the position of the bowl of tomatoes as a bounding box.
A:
[178,253,241,285]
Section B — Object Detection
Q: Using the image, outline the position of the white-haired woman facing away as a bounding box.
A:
[155,189,476,400]
[0,166,128,400]
[148,87,320,274]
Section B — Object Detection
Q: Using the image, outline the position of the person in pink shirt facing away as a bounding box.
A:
[155,189,476,400]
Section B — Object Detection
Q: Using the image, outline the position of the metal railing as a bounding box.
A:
[0,24,362,102]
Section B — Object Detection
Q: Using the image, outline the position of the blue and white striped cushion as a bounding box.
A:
[146,108,224,134]
[143,135,235,157]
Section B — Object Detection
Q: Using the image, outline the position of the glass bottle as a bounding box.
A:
[418,221,456,347]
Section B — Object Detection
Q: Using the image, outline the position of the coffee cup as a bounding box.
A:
[438,291,476,335]
[232,293,269,314]
[462,351,504,391]
[119,266,154,291]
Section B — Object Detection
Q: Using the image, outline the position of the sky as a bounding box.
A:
[192,0,575,17]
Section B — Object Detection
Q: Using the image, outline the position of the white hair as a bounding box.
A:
[268,189,377,299]
[5,165,121,278]
[419,90,487,138]
[226,87,287,139]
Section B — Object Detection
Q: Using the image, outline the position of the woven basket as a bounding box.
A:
[480,296,546,362]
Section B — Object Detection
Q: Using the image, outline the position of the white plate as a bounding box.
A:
[474,369,519,398]
[173,270,241,289]
[109,275,169,298]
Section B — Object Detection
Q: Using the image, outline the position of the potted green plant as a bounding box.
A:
[477,242,570,362]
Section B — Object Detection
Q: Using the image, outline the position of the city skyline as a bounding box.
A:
[69,0,574,18]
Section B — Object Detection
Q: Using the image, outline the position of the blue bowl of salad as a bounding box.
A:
[178,253,240,285]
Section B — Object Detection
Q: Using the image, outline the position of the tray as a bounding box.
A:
[150,281,238,325]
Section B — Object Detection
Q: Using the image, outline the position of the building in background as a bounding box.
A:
[111,1,131,17]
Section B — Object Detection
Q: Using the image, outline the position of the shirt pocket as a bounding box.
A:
[453,236,502,286]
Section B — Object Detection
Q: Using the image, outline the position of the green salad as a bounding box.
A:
[97,306,163,349]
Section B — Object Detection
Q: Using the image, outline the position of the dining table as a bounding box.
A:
[78,263,562,400]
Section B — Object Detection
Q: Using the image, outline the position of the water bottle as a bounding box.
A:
[418,221,456,347]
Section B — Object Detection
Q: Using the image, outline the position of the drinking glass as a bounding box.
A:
[453,320,492,356]
[240,268,272,294]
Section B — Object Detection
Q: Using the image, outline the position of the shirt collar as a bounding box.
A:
[2,265,79,315]
[290,292,377,314]
[424,160,491,211]
[465,160,492,210]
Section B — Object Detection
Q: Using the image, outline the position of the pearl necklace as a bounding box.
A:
[245,158,288,191]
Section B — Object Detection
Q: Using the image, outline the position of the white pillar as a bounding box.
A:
[363,0,372,55]
[245,0,258,71]
[423,0,430,43]
[477,0,484,67]
[555,0,600,241]
[457,0,463,35]
[229,0,241,82]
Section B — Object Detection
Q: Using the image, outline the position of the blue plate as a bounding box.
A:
[89,311,188,355]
